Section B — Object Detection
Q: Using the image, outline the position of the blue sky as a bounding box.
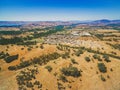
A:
[0,0,120,21]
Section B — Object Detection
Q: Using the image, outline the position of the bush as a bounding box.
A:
[71,58,78,64]
[40,45,44,49]
[62,52,70,59]
[61,66,81,77]
[8,66,17,70]
[45,66,52,72]
[85,57,90,62]
[27,48,32,51]
[98,63,107,73]
[21,48,24,50]
[93,54,102,61]
[59,75,68,82]
[75,49,84,56]
[103,55,111,62]
[57,82,65,90]
[100,75,106,81]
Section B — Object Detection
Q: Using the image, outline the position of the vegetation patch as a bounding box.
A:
[45,65,53,72]
[85,57,90,62]
[8,52,61,70]
[61,66,81,77]
[59,75,68,82]
[103,55,111,62]
[98,63,107,73]
[16,68,42,90]
[75,49,84,56]
[4,54,19,63]
[71,58,78,64]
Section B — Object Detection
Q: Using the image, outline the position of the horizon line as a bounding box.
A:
[0,19,119,22]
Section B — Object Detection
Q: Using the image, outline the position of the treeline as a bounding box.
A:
[0,37,36,45]
[70,46,120,60]
[95,34,119,40]
[0,31,22,35]
[0,37,23,45]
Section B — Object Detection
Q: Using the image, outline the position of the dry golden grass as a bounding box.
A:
[0,29,120,90]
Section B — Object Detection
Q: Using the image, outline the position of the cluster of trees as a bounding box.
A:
[0,31,22,35]
[8,60,31,70]
[4,54,19,63]
[95,33,118,40]
[0,52,19,63]
[18,41,37,46]
[108,43,120,50]
[0,37,37,45]
[84,47,120,60]
[16,68,42,90]
[0,37,23,45]
[61,66,81,77]
[95,34,104,40]
[57,44,70,51]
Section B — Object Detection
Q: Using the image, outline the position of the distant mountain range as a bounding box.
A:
[91,19,120,25]
[0,19,120,27]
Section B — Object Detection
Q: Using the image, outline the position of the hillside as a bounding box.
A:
[0,25,120,90]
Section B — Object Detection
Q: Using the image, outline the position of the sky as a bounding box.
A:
[0,0,120,21]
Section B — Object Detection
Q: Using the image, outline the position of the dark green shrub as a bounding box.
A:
[45,66,52,72]
[93,54,102,61]
[85,57,90,62]
[62,52,70,59]
[75,49,84,56]
[71,58,78,64]
[57,82,65,90]
[103,55,111,62]
[100,75,106,81]
[27,48,32,51]
[8,66,17,70]
[59,75,68,82]
[98,63,107,73]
